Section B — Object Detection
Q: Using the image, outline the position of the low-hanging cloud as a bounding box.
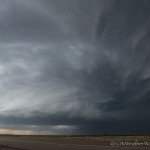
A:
[0,0,150,135]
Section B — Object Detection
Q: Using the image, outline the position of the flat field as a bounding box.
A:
[0,135,150,150]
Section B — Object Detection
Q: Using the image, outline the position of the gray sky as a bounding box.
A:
[0,0,150,135]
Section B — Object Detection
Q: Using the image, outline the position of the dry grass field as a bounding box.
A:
[1,135,150,142]
[0,135,150,150]
[15,135,150,141]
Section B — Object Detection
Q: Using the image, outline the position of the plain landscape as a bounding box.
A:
[0,135,150,150]
[0,1,150,150]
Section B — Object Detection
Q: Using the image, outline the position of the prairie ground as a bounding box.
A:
[0,135,150,150]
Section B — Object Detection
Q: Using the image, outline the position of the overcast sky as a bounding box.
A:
[0,0,150,135]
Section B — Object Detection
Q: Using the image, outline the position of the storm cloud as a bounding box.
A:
[0,0,150,135]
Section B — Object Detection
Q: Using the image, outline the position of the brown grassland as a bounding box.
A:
[1,135,150,142]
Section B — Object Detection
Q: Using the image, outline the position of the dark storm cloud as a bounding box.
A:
[0,0,150,134]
